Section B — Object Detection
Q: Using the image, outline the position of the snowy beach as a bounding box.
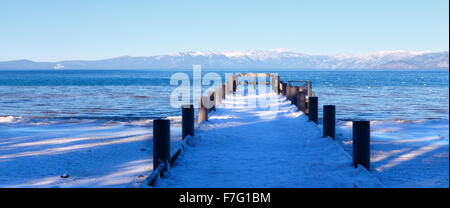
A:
[0,118,183,187]
[2,113,446,187]
[335,119,449,187]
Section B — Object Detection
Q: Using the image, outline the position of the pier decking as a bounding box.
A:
[155,86,382,188]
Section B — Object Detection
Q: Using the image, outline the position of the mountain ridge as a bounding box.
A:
[0,50,448,70]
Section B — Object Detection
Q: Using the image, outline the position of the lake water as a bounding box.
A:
[0,69,448,123]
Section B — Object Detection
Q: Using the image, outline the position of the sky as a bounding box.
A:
[0,0,448,61]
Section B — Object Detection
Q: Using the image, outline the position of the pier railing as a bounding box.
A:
[280,78,370,171]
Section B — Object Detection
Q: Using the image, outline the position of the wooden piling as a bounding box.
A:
[291,86,299,106]
[277,75,281,94]
[198,96,208,124]
[229,75,234,94]
[286,85,292,100]
[153,119,170,170]
[308,96,318,124]
[352,120,370,170]
[323,105,335,139]
[182,105,194,139]
[221,84,225,99]
[297,90,306,113]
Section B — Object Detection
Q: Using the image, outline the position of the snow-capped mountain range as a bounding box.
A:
[0,49,448,70]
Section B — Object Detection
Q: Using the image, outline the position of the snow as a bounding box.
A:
[0,119,183,188]
[334,119,449,188]
[155,86,383,188]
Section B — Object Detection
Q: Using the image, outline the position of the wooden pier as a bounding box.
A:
[144,73,374,187]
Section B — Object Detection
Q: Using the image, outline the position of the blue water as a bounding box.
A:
[0,69,448,122]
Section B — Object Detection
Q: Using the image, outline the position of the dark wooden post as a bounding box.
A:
[297,90,306,113]
[221,84,225,99]
[212,91,216,111]
[287,84,292,100]
[182,105,194,139]
[277,75,281,94]
[352,120,370,171]
[291,86,299,106]
[308,96,318,124]
[229,75,235,94]
[198,96,208,124]
[323,105,335,139]
[153,119,170,170]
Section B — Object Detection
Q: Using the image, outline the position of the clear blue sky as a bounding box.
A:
[0,0,448,61]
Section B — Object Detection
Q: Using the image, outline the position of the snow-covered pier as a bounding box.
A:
[151,76,382,188]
